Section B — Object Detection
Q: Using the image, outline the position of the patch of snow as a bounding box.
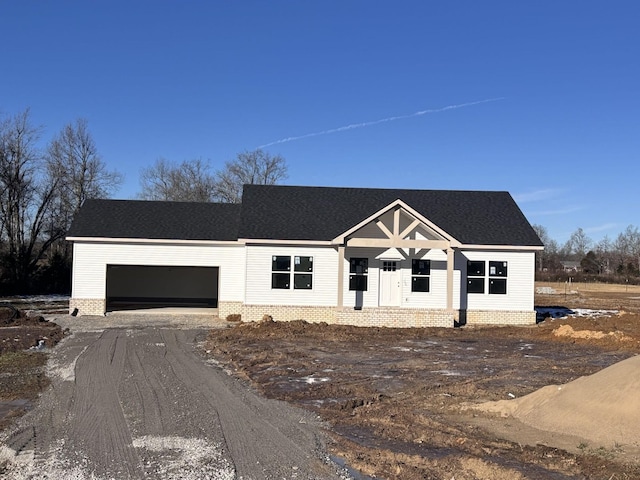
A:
[571,308,619,317]
[0,442,102,480]
[301,375,330,384]
[47,345,88,382]
[391,346,412,352]
[432,370,463,376]
[536,287,557,294]
[133,435,234,480]
[205,358,234,376]
[2,294,70,303]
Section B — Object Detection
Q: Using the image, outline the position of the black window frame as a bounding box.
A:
[489,278,507,294]
[467,260,485,294]
[467,277,485,294]
[411,259,430,292]
[350,257,368,274]
[349,257,368,291]
[349,274,368,291]
[293,256,313,290]
[467,260,508,295]
[489,261,508,277]
[271,272,290,289]
[272,255,291,272]
[271,255,314,290]
[488,261,507,294]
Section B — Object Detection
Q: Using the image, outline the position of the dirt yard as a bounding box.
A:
[205,282,640,479]
[0,304,66,432]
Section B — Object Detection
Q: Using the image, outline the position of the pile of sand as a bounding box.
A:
[477,355,640,447]
[553,324,630,341]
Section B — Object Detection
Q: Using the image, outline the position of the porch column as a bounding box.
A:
[337,244,345,308]
[446,247,454,312]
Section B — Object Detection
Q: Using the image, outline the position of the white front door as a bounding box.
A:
[379,260,401,306]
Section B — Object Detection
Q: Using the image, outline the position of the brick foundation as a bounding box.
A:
[69,298,106,316]
[68,298,535,328]
[218,301,243,321]
[242,305,337,324]
[463,310,536,326]
[241,305,456,328]
[336,307,455,328]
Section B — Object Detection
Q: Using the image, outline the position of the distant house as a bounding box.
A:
[66,185,543,327]
[560,261,581,272]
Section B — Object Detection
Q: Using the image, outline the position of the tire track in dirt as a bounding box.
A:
[66,329,143,478]
[158,329,337,479]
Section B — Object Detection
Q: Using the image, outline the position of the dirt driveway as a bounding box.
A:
[0,315,348,479]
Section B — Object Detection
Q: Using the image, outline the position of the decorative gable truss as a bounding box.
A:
[332,199,460,312]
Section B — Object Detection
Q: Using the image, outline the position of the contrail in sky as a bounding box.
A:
[258,97,505,148]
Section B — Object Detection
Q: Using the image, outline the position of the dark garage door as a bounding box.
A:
[106,265,219,311]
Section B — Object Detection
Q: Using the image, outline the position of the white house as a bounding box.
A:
[66,185,544,327]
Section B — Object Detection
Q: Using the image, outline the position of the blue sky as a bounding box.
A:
[2,1,639,245]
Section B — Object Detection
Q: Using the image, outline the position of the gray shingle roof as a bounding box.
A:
[238,185,543,246]
[67,185,542,247]
[67,199,241,241]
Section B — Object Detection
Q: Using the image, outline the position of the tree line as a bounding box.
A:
[4,108,637,295]
[0,108,287,295]
[533,224,640,283]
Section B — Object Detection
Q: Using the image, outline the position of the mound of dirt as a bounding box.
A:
[553,324,630,341]
[476,355,640,447]
[0,306,65,354]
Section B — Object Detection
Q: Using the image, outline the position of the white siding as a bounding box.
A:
[400,249,462,309]
[461,250,535,311]
[341,247,463,310]
[341,247,381,308]
[71,242,245,302]
[245,245,338,306]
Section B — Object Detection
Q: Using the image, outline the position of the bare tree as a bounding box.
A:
[563,227,592,260]
[214,149,287,203]
[532,224,561,271]
[614,225,640,275]
[139,158,217,202]
[594,235,614,274]
[47,118,123,231]
[0,109,61,291]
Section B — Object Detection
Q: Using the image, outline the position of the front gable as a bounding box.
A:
[332,199,461,252]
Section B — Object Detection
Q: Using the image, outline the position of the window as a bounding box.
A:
[467,278,485,294]
[467,261,485,276]
[350,257,368,274]
[294,256,313,289]
[489,278,507,294]
[467,260,508,294]
[349,257,368,291]
[489,261,507,277]
[272,255,291,289]
[349,274,368,291]
[411,259,430,292]
[489,261,507,294]
[467,260,485,293]
[382,261,397,272]
[271,255,313,290]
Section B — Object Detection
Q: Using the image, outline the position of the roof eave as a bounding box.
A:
[66,236,244,246]
[460,244,545,251]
